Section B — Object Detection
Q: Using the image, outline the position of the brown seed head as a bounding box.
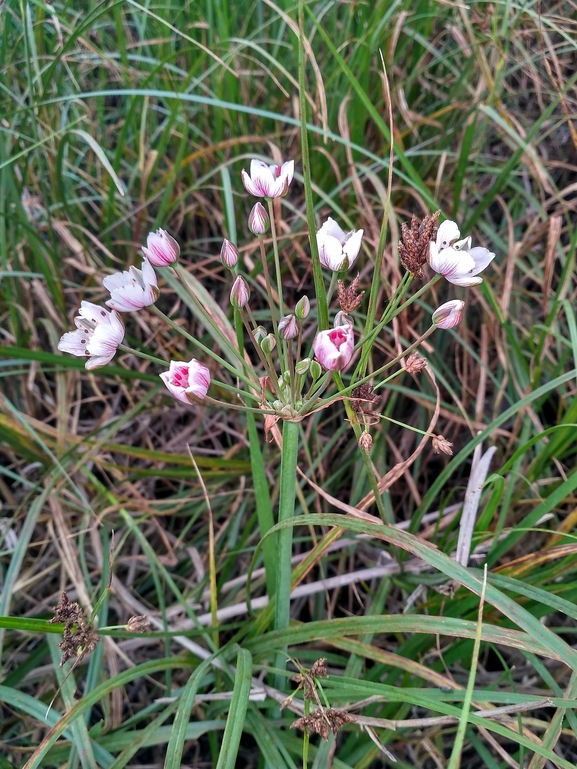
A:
[291,708,355,740]
[359,432,373,454]
[351,383,378,413]
[338,274,365,313]
[398,210,440,277]
[58,618,100,666]
[432,434,453,456]
[126,615,150,633]
[404,353,427,374]
[49,592,82,625]
[310,658,328,679]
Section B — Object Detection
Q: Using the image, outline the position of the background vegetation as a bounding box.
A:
[1,0,577,766]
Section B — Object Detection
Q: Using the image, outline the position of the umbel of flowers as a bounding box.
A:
[58,158,496,425]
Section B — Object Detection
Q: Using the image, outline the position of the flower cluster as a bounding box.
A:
[57,154,497,433]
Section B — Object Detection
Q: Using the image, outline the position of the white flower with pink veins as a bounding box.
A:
[58,302,125,369]
[241,159,294,198]
[429,220,495,287]
[103,258,159,312]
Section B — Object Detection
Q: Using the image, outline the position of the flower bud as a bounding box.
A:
[248,202,270,235]
[142,229,180,267]
[334,310,353,328]
[432,299,465,330]
[295,358,311,376]
[278,314,298,340]
[230,275,250,308]
[220,239,238,268]
[260,334,276,353]
[254,325,267,344]
[310,360,322,380]
[295,295,310,319]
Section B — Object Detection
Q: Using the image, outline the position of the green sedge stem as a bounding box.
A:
[266,200,289,372]
[273,418,300,691]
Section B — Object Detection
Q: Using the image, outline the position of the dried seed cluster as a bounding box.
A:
[398,211,440,277]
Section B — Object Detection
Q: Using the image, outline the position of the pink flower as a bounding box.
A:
[241,159,294,198]
[429,220,495,287]
[160,359,211,404]
[142,229,180,267]
[312,325,355,371]
[316,217,363,271]
[103,258,159,312]
[230,275,250,308]
[58,301,124,370]
[248,202,270,235]
[432,299,465,329]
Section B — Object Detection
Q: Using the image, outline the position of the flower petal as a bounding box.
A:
[468,246,496,275]
[445,274,484,287]
[319,217,347,243]
[318,234,346,270]
[342,229,363,267]
[436,220,461,251]
[429,245,475,278]
[58,328,93,357]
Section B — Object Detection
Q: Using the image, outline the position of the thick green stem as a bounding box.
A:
[273,418,300,688]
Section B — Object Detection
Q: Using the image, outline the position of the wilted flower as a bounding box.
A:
[429,220,495,286]
[142,229,180,267]
[295,295,310,319]
[278,314,298,340]
[248,202,270,235]
[241,159,294,198]
[230,275,250,308]
[160,359,210,404]
[317,217,363,271]
[103,258,159,312]
[404,353,427,373]
[58,302,125,370]
[432,299,465,330]
[312,325,354,371]
[220,239,238,268]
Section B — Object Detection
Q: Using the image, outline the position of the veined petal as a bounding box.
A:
[468,246,496,274]
[429,245,475,278]
[58,328,93,357]
[78,302,112,327]
[241,169,264,197]
[140,257,158,288]
[446,274,484,287]
[342,229,363,267]
[319,217,347,243]
[318,234,346,270]
[436,220,460,251]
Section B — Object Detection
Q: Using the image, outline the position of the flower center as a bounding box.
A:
[172,366,189,388]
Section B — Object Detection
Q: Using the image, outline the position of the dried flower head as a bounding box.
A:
[432,434,453,456]
[49,592,82,625]
[309,658,328,679]
[126,615,151,633]
[291,708,355,740]
[359,432,373,454]
[338,274,365,313]
[398,211,440,277]
[404,353,427,374]
[351,384,378,413]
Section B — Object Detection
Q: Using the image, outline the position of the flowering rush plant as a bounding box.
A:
[58,153,496,673]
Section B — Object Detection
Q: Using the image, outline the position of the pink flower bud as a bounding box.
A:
[432,300,465,329]
[160,359,210,404]
[142,229,180,267]
[312,325,354,371]
[220,239,238,268]
[278,314,298,340]
[248,202,269,235]
[294,295,310,319]
[230,275,250,308]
